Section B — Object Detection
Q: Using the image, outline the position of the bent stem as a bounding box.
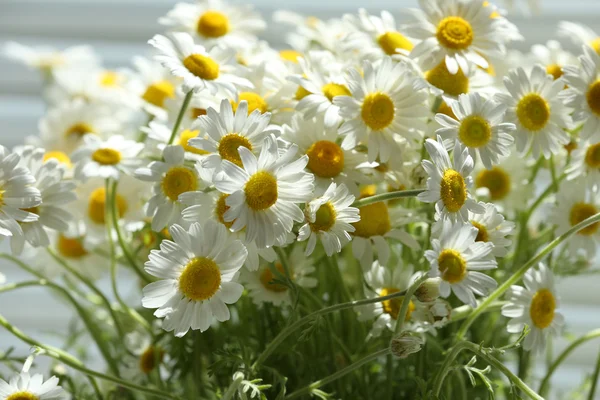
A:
[352,189,425,208]
[456,212,600,340]
[168,90,193,145]
[394,274,429,334]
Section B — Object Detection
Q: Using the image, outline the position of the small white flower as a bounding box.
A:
[502,263,564,353]
[3,41,98,75]
[130,56,181,118]
[566,139,600,191]
[0,371,66,399]
[468,202,515,257]
[558,21,600,56]
[142,221,248,336]
[530,40,578,82]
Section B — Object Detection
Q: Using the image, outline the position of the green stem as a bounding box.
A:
[394,275,428,334]
[588,347,600,400]
[284,348,390,399]
[221,373,244,400]
[456,212,600,340]
[527,173,566,217]
[539,328,600,397]
[352,189,425,208]
[168,90,193,145]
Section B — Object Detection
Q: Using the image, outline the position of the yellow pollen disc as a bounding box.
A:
[215,193,234,229]
[260,263,289,292]
[280,49,302,63]
[359,185,377,199]
[438,101,458,120]
[161,167,198,201]
[57,235,88,259]
[529,288,556,329]
[352,202,391,238]
[591,38,600,55]
[440,169,467,213]
[295,85,312,101]
[92,148,121,166]
[65,122,94,138]
[245,171,278,211]
[88,187,127,224]
[6,392,39,400]
[322,83,351,102]
[142,80,175,108]
[459,115,492,148]
[361,92,395,131]
[475,167,511,200]
[569,202,599,236]
[436,16,474,50]
[197,10,229,38]
[232,92,268,114]
[546,64,563,80]
[516,93,550,131]
[377,31,413,55]
[139,346,164,374]
[306,140,345,178]
[471,221,489,243]
[379,288,415,321]
[586,80,600,116]
[218,133,253,167]
[100,71,119,87]
[426,62,469,97]
[310,202,337,232]
[43,151,72,168]
[182,54,220,80]
[179,257,221,301]
[179,129,208,155]
[191,108,207,119]
[437,249,467,284]
[585,143,600,168]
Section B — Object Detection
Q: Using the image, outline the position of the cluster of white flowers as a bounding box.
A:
[1,0,600,396]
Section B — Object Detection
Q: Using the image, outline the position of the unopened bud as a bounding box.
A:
[415,278,441,303]
[390,332,424,359]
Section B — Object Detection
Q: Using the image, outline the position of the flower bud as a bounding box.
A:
[390,332,424,359]
[415,278,441,303]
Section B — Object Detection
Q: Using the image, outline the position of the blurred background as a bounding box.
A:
[0,0,599,397]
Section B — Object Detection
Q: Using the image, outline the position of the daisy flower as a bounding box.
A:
[468,202,515,257]
[297,182,360,256]
[141,221,248,336]
[149,32,251,95]
[566,139,600,190]
[418,136,484,222]
[0,371,65,399]
[130,56,180,118]
[558,21,600,56]
[335,57,429,163]
[562,46,600,142]
[281,115,368,195]
[71,135,144,181]
[159,0,265,50]
[141,120,210,162]
[405,0,507,74]
[425,219,497,308]
[530,40,578,81]
[165,87,221,130]
[423,60,495,102]
[242,245,317,306]
[502,263,564,353]
[189,99,278,170]
[213,135,314,248]
[135,145,208,231]
[495,65,572,159]
[551,180,600,257]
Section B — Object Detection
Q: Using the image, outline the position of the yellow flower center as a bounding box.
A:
[295,85,312,101]
[379,288,415,321]
[43,151,72,168]
[591,38,600,55]
[440,169,467,213]
[182,54,220,80]
[142,80,175,108]
[438,101,458,120]
[139,346,164,374]
[436,16,474,50]
[57,235,88,259]
[245,171,278,211]
[376,31,413,55]
[475,167,511,200]
[178,129,208,155]
[232,92,268,114]
[426,62,469,97]
[516,93,550,131]
[361,92,395,131]
[471,221,489,243]
[88,187,128,224]
[459,115,492,148]
[218,133,253,167]
[586,80,600,116]
[179,257,221,301]
[6,392,39,400]
[585,143,600,168]
[260,263,289,292]
[197,10,229,38]
[437,249,467,284]
[359,185,377,199]
[280,49,302,63]
[352,202,391,238]
[161,166,198,201]
[65,122,94,138]
[305,140,345,178]
[191,108,207,119]
[309,202,336,232]
[100,71,119,87]
[91,148,121,166]
[0,190,4,207]
[569,202,599,236]
[529,288,556,329]
[322,83,351,102]
[215,193,234,229]
[546,64,563,80]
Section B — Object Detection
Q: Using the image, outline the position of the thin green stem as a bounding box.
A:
[588,347,600,400]
[456,212,600,340]
[527,173,566,217]
[168,90,193,145]
[352,189,425,208]
[394,274,428,334]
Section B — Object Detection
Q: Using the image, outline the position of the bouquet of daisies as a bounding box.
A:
[1,0,599,398]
